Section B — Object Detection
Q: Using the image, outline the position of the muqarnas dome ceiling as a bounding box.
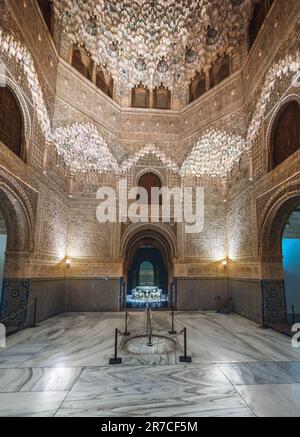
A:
[54,0,253,91]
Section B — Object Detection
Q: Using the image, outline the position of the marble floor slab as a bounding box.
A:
[56,365,254,417]
[235,384,300,417]
[219,362,300,386]
[1,341,49,356]
[17,314,124,368]
[0,391,68,417]
[68,364,232,395]
[0,354,33,368]
[174,313,300,364]
[0,341,50,368]
[0,311,299,417]
[0,367,82,393]
[56,387,254,417]
[17,311,300,368]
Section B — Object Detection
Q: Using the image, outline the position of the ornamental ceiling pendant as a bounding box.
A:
[54,0,253,91]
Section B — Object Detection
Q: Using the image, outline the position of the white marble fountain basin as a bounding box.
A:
[123,335,177,354]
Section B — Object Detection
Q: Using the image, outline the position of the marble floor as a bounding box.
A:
[0,311,299,417]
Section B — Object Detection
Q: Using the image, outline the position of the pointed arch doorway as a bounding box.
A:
[121,224,177,310]
[127,242,168,309]
[260,190,300,326]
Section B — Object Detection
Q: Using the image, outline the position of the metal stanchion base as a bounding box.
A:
[109,357,122,365]
[179,356,192,363]
[168,330,177,335]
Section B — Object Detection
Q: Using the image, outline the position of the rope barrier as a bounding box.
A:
[124,312,184,343]
[110,309,192,363]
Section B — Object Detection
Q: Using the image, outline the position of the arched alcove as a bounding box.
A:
[260,186,300,325]
[153,85,171,110]
[138,172,162,205]
[269,101,300,170]
[0,181,34,328]
[37,0,54,34]
[71,45,93,81]
[132,84,150,108]
[0,87,24,159]
[127,245,168,308]
[209,54,231,88]
[189,72,207,103]
[121,223,177,309]
[249,0,274,49]
[95,66,114,98]
[0,185,33,254]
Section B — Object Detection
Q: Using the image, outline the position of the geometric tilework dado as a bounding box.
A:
[0,278,30,328]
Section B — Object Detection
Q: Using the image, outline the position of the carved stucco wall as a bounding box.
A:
[0,0,300,297]
[185,185,226,261]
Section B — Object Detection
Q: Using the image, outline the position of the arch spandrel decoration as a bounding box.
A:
[0,168,36,254]
[258,181,300,326]
[0,186,34,254]
[120,145,179,175]
[134,167,165,187]
[247,51,300,145]
[0,29,51,140]
[120,222,178,264]
[259,185,300,262]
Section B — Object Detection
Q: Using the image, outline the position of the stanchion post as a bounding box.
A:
[168,310,177,335]
[109,328,122,365]
[179,327,192,363]
[147,308,153,347]
[123,312,131,336]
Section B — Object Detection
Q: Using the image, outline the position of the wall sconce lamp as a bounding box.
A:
[222,259,228,268]
[66,258,72,268]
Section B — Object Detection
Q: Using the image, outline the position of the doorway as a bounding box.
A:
[282,205,300,323]
[127,245,168,309]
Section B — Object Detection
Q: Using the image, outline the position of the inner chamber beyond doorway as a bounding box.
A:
[126,236,170,309]
[282,204,300,323]
[127,242,169,309]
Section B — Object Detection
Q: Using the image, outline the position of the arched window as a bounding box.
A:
[189,72,207,103]
[95,67,114,99]
[37,0,53,34]
[270,101,300,170]
[210,55,231,89]
[139,261,155,286]
[249,0,274,49]
[0,87,23,159]
[153,86,171,110]
[138,172,162,205]
[71,46,93,81]
[132,85,150,108]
